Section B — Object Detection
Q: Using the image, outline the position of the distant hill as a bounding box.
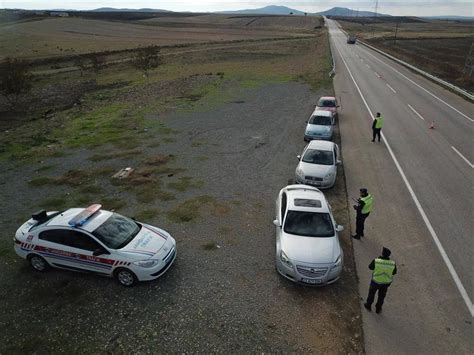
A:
[422,15,473,21]
[219,5,306,16]
[91,7,172,13]
[316,7,390,17]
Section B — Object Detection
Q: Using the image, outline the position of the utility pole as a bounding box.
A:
[372,0,379,37]
[394,21,399,43]
[463,43,474,76]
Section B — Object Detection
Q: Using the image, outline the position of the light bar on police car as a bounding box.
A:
[68,204,102,227]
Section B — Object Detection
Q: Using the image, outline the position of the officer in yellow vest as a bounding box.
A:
[352,188,373,239]
[364,247,397,313]
[372,112,384,142]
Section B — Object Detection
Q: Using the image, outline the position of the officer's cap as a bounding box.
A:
[360,188,368,194]
[382,247,391,257]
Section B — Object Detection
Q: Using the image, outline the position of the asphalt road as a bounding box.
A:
[326,19,473,353]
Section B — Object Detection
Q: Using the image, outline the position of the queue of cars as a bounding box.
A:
[273,96,344,286]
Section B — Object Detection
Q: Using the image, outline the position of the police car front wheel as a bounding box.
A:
[115,268,138,287]
[28,254,49,272]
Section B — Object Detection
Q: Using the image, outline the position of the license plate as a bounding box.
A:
[301,278,322,284]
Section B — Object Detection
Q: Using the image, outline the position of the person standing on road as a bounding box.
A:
[352,188,373,240]
[364,247,397,314]
[372,112,384,142]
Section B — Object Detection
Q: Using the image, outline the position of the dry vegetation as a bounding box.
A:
[335,17,474,92]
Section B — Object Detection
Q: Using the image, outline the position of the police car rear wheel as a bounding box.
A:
[115,268,137,287]
[29,255,48,272]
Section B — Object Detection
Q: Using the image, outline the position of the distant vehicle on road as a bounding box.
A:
[295,140,341,189]
[304,109,335,141]
[273,185,344,285]
[315,96,339,118]
[14,204,176,286]
[347,34,357,44]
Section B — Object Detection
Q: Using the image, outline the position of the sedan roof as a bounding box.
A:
[46,208,113,232]
[307,140,335,150]
[283,185,330,213]
[311,109,333,117]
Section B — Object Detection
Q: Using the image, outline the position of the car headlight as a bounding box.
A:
[296,168,304,178]
[324,172,334,180]
[133,259,160,268]
[332,255,342,269]
[280,251,293,268]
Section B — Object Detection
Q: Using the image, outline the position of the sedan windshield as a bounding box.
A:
[302,149,334,165]
[317,99,336,107]
[284,211,334,237]
[309,115,332,125]
[92,213,141,249]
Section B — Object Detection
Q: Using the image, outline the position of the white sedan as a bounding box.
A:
[273,185,344,286]
[14,204,176,286]
[295,140,341,189]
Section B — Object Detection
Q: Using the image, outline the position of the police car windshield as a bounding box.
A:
[92,213,141,249]
[284,211,334,237]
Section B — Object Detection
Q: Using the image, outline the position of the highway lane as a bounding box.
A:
[326,19,473,353]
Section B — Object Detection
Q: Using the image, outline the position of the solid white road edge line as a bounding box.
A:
[386,83,397,94]
[333,41,474,317]
[407,104,425,120]
[375,72,381,78]
[451,146,474,168]
[358,46,473,123]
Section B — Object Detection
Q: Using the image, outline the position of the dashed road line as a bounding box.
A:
[375,72,381,78]
[358,46,473,123]
[333,41,474,317]
[451,146,474,168]
[408,104,425,120]
[386,83,397,94]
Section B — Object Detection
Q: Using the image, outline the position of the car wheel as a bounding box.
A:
[114,268,138,287]
[28,254,49,272]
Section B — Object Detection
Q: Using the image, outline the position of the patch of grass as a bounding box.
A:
[191,140,205,147]
[0,241,16,261]
[35,165,55,172]
[100,197,125,211]
[196,156,209,161]
[143,154,173,166]
[201,241,220,251]
[167,195,215,223]
[167,176,204,192]
[78,185,103,194]
[135,185,158,203]
[156,190,176,201]
[89,148,143,161]
[134,208,159,221]
[38,197,69,210]
[162,137,176,143]
[28,176,54,187]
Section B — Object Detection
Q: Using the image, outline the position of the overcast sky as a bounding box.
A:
[2,0,473,16]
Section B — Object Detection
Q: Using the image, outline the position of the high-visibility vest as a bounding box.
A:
[372,258,396,284]
[360,194,373,214]
[375,116,384,129]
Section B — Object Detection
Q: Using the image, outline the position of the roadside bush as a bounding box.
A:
[0,57,32,108]
[133,46,161,77]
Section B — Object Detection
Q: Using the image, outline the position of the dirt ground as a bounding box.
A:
[0,24,363,353]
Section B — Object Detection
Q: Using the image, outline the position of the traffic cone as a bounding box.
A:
[429,121,435,129]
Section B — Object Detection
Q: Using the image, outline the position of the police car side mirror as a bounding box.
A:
[93,248,109,256]
[297,155,301,160]
[273,219,281,227]
[335,225,344,232]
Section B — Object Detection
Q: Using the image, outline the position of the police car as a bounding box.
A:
[14,204,176,286]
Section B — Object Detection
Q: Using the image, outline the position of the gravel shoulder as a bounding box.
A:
[0,82,363,353]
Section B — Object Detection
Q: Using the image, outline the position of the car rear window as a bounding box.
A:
[309,115,332,125]
[302,149,334,165]
[284,211,334,238]
[317,99,336,107]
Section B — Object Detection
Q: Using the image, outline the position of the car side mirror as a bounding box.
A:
[335,225,344,232]
[305,120,308,123]
[273,219,281,227]
[93,248,108,256]
[336,160,342,166]
[297,155,301,160]
[337,105,340,108]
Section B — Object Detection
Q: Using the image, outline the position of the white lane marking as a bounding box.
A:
[375,72,381,78]
[333,41,474,317]
[451,146,474,168]
[359,47,473,122]
[386,83,397,94]
[408,104,425,120]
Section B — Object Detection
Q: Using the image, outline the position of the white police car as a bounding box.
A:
[14,204,176,286]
